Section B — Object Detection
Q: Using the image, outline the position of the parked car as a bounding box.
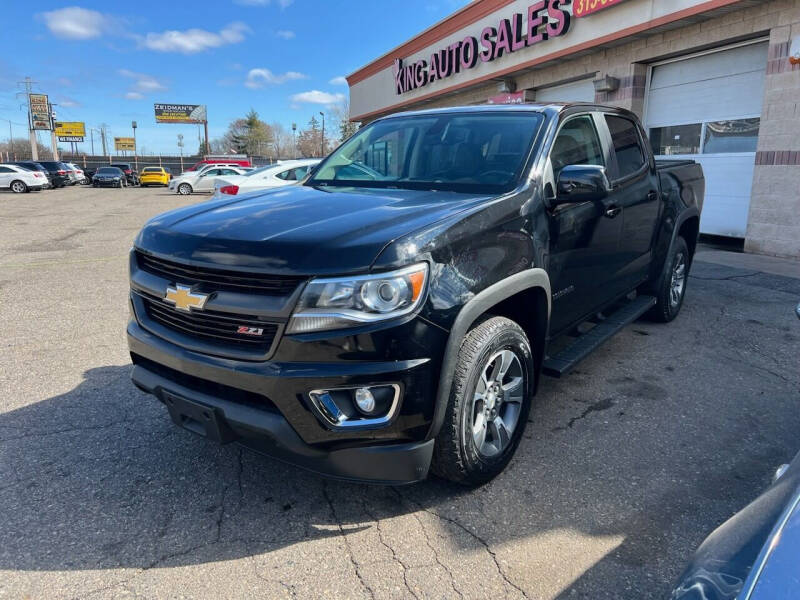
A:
[185,155,251,171]
[139,166,170,187]
[65,163,87,185]
[0,163,47,193]
[36,161,71,188]
[128,103,705,485]
[110,163,139,186]
[9,161,53,189]
[168,165,249,195]
[92,166,126,188]
[213,159,322,197]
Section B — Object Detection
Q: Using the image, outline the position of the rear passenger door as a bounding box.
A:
[0,166,14,188]
[601,113,661,292]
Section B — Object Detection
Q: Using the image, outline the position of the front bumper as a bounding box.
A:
[127,314,444,484]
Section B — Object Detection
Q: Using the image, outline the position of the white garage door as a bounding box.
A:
[535,78,595,103]
[646,41,768,237]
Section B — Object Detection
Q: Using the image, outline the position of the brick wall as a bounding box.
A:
[375,0,800,257]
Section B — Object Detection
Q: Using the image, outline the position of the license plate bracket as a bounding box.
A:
[162,391,236,444]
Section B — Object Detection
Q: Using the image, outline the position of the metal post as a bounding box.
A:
[90,128,94,155]
[203,120,210,155]
[132,121,138,170]
[292,122,297,159]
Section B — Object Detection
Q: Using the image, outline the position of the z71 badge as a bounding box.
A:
[236,326,265,336]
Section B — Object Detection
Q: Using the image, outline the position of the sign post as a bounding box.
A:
[132,121,138,170]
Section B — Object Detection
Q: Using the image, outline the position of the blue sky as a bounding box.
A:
[0,1,465,155]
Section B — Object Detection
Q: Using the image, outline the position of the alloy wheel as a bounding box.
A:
[470,349,525,458]
[670,253,686,308]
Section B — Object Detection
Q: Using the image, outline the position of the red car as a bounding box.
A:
[186,156,251,171]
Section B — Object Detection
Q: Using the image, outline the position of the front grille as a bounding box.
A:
[136,251,304,296]
[140,294,278,352]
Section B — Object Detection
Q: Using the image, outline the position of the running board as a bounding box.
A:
[542,295,657,378]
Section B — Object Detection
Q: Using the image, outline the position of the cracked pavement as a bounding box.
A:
[1,186,799,599]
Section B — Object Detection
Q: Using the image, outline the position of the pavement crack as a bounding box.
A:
[391,488,529,599]
[552,397,616,432]
[322,481,375,600]
[409,510,464,600]
[361,499,420,600]
[690,271,760,282]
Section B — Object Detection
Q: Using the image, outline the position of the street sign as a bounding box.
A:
[114,137,136,151]
[58,136,84,142]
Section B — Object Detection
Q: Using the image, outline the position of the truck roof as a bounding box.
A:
[379,102,635,120]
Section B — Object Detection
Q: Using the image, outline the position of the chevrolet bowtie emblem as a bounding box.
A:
[164,284,209,312]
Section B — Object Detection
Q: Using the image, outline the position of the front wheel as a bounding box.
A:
[431,316,534,486]
[177,183,192,195]
[10,180,27,194]
[648,236,690,322]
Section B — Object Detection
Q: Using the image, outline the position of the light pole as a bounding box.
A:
[131,121,138,170]
[319,111,325,158]
[177,134,184,172]
[291,122,297,159]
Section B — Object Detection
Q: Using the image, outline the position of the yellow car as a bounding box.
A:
[139,166,170,187]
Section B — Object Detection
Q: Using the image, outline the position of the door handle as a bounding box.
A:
[604,206,622,219]
[647,191,659,202]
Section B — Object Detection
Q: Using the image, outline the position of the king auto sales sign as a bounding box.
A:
[394,0,630,95]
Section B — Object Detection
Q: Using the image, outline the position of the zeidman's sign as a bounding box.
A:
[393,0,629,95]
[154,104,207,124]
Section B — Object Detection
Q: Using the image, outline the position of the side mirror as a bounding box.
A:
[555,165,611,205]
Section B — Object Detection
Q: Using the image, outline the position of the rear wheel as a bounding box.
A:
[648,236,689,322]
[10,180,27,193]
[432,316,534,486]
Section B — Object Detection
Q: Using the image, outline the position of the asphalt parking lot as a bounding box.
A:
[1,185,799,600]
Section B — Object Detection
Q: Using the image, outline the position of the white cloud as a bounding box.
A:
[140,22,250,54]
[276,30,295,40]
[125,91,144,100]
[59,97,81,108]
[329,76,348,86]
[290,90,346,106]
[39,6,110,40]
[119,69,167,93]
[245,68,307,89]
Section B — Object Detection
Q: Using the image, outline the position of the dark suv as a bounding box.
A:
[110,163,139,186]
[32,161,71,188]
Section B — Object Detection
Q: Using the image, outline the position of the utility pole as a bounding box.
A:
[49,103,59,160]
[89,128,95,155]
[99,123,108,156]
[292,122,297,159]
[319,111,325,158]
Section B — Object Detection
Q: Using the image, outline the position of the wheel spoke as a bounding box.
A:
[472,413,487,450]
[489,416,511,451]
[501,376,524,401]
[496,350,515,381]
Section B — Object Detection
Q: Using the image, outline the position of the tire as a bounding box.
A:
[178,183,192,195]
[648,236,690,323]
[431,316,534,486]
[10,180,27,194]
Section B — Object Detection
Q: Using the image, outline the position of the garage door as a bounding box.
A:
[646,41,768,238]
[535,78,595,103]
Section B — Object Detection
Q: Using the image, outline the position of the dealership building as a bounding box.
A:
[347,0,800,258]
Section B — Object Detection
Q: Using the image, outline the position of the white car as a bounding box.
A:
[0,163,47,193]
[66,163,87,185]
[212,159,321,198]
[169,165,250,195]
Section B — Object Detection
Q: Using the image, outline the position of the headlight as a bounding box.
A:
[287,263,428,334]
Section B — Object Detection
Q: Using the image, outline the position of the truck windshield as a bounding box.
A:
[308,112,543,194]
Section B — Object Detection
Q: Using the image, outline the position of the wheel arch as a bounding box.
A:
[427,268,551,441]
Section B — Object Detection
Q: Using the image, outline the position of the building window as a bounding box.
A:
[649,124,702,155]
[702,118,760,154]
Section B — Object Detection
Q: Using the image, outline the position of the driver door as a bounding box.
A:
[195,168,221,192]
[546,112,625,335]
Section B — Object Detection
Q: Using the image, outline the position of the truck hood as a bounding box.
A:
[135,184,491,275]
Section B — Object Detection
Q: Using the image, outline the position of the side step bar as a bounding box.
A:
[542,295,657,378]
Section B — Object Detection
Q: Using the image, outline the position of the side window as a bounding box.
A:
[605,115,646,179]
[275,169,293,181]
[0,167,13,173]
[550,115,605,180]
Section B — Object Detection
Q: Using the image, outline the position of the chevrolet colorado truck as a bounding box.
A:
[128,104,704,485]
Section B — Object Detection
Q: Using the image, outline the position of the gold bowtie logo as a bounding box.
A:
[164,284,209,312]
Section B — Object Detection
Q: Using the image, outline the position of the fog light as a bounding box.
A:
[354,387,376,414]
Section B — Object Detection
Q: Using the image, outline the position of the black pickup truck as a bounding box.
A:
[128,104,704,485]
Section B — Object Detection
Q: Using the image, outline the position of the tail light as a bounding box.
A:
[57,170,66,175]
[33,172,42,178]
[219,185,239,195]
[124,169,132,174]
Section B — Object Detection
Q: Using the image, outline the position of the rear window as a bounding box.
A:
[97,167,121,174]
[142,167,162,173]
